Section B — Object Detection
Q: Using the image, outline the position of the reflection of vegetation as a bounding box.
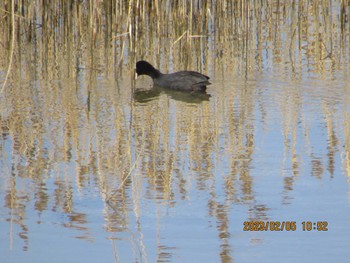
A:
[0,1,350,261]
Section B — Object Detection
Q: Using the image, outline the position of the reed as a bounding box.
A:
[0,0,349,81]
[0,1,350,261]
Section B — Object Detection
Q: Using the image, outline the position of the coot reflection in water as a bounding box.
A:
[133,86,211,104]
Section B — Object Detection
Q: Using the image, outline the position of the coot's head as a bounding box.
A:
[136,60,160,78]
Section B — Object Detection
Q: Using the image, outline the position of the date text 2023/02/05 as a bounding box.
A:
[243,221,328,231]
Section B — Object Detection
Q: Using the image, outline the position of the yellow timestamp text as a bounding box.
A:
[243,221,328,231]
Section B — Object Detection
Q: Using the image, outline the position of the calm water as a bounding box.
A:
[1,2,350,262]
[1,66,350,263]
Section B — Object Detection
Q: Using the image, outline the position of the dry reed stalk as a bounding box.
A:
[0,0,15,94]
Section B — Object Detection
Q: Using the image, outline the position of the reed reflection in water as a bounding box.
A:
[1,1,350,262]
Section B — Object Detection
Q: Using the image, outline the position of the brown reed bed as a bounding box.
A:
[1,2,350,260]
[0,0,349,82]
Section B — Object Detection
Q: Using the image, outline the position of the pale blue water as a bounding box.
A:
[1,66,350,262]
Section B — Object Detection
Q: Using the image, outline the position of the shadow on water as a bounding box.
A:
[133,89,161,103]
[1,1,350,263]
[133,86,211,104]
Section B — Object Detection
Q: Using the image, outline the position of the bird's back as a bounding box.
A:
[154,71,211,92]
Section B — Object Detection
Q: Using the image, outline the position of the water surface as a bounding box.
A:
[1,1,350,263]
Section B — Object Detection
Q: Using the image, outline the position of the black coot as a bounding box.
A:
[136,60,211,92]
